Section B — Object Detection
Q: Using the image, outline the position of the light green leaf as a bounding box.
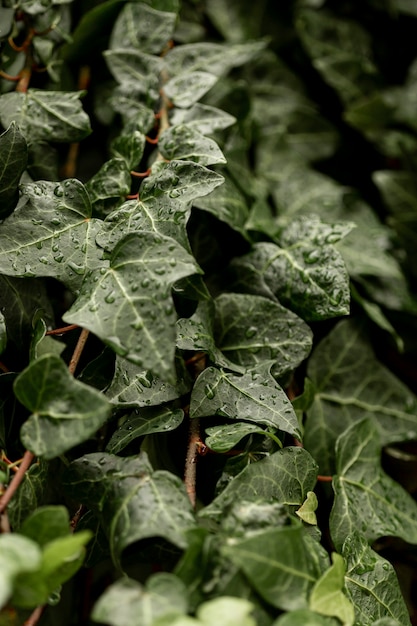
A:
[223,524,326,611]
[171,104,236,135]
[197,596,256,626]
[158,125,226,166]
[92,574,188,626]
[0,122,27,219]
[190,362,301,439]
[0,179,107,293]
[330,418,417,550]
[272,610,340,626]
[342,533,410,626]
[63,231,201,383]
[106,406,184,454]
[0,90,91,143]
[19,505,71,547]
[15,354,111,459]
[296,491,318,525]
[163,71,218,108]
[0,534,41,609]
[109,3,177,54]
[63,452,196,566]
[309,553,354,626]
[213,293,313,377]
[200,447,318,521]
[86,157,131,215]
[205,422,281,452]
[304,319,417,475]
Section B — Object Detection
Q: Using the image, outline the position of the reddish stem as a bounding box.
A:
[46,324,79,336]
[0,450,35,514]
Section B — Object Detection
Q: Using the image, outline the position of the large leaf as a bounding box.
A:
[109,3,177,53]
[213,293,312,377]
[304,319,417,475]
[0,179,107,292]
[63,452,196,566]
[15,354,111,459]
[190,362,302,439]
[200,446,318,522]
[342,533,410,626]
[330,418,417,550]
[0,90,91,143]
[63,231,202,383]
[158,125,226,166]
[0,122,27,219]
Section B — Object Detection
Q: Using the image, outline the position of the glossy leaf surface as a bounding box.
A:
[0,122,27,219]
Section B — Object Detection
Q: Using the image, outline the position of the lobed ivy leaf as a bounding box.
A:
[0,122,28,219]
[296,491,318,525]
[205,422,280,453]
[104,49,162,103]
[304,319,417,475]
[223,524,326,611]
[86,157,131,216]
[109,3,177,54]
[63,452,197,566]
[15,354,112,459]
[7,460,52,530]
[342,533,410,626]
[63,231,202,383]
[171,104,236,135]
[163,71,218,108]
[106,406,184,454]
[92,574,188,626]
[0,179,107,293]
[111,131,146,170]
[213,293,313,377]
[309,553,354,626]
[158,125,226,166]
[0,90,91,143]
[190,362,302,440]
[200,446,318,522]
[330,418,417,550]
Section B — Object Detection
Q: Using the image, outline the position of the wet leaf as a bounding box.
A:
[111,131,146,170]
[165,41,265,77]
[193,174,250,237]
[86,158,131,216]
[15,354,111,459]
[205,422,280,453]
[190,362,301,439]
[171,104,236,135]
[309,553,354,625]
[63,452,196,566]
[330,418,417,550]
[109,3,177,54]
[63,232,202,383]
[159,125,226,166]
[0,123,27,219]
[104,49,162,100]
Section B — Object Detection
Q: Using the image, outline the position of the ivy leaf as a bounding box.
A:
[106,407,184,454]
[272,610,340,625]
[15,354,112,459]
[86,158,131,216]
[0,90,91,143]
[309,553,355,626]
[63,452,196,566]
[163,72,218,108]
[205,422,280,453]
[7,460,52,530]
[304,319,417,475]
[296,491,318,525]
[109,3,177,54]
[223,524,325,611]
[171,104,236,135]
[92,574,188,626]
[104,49,162,101]
[230,217,353,321]
[190,362,302,439]
[193,174,250,237]
[0,179,107,293]
[0,312,6,355]
[158,125,226,166]
[19,505,71,547]
[330,418,417,550]
[0,534,41,609]
[111,131,146,170]
[63,232,202,383]
[342,533,410,626]
[200,447,318,522]
[213,293,313,378]
[0,122,28,219]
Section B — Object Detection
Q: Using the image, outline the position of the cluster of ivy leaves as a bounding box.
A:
[1,0,417,624]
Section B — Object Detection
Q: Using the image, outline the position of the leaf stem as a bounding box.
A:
[46,324,79,336]
[23,605,45,626]
[0,450,35,514]
[184,417,200,509]
[68,328,90,375]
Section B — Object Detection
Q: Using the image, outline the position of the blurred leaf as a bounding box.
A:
[159,125,226,166]
[104,49,162,104]
[19,506,70,547]
[0,313,6,355]
[0,123,27,219]
[193,174,249,238]
[309,553,354,625]
[111,131,145,170]
[272,611,340,626]
[109,3,177,53]
[0,535,41,609]
[171,104,236,135]
[164,72,218,108]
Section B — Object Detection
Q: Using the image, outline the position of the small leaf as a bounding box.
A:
[309,553,355,626]
[159,125,226,166]
[15,354,111,459]
[63,232,202,383]
[104,49,162,102]
[273,610,340,625]
[171,104,236,135]
[163,72,218,108]
[0,122,28,219]
[86,158,131,216]
[109,3,177,54]
[196,596,256,626]
[111,131,146,169]
[205,423,271,453]
[0,312,6,355]
[190,362,301,439]
[0,535,41,609]
[296,491,318,525]
[330,418,417,550]
[200,447,318,522]
[0,90,91,143]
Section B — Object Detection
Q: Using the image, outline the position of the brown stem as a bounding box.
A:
[0,450,35,514]
[46,324,79,336]
[23,605,45,626]
[317,475,333,483]
[68,328,89,375]
[184,417,200,509]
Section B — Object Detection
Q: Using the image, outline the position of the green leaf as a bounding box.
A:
[330,418,417,550]
[342,533,410,626]
[0,8,14,40]
[86,158,131,216]
[111,131,146,170]
[190,362,302,439]
[106,406,184,454]
[15,354,111,459]
[309,553,354,626]
[109,3,177,54]
[158,125,226,166]
[19,505,71,547]
[165,41,265,77]
[0,90,91,143]
[200,447,318,522]
[205,423,280,453]
[63,452,196,566]
[0,122,28,219]
[104,49,162,100]
[272,610,340,625]
[296,491,318,525]
[223,524,326,611]
[0,312,6,355]
[163,72,218,108]
[63,232,202,383]
[0,179,107,293]
[92,574,188,626]
[213,293,313,377]
[171,104,236,135]
[196,597,256,626]
[304,319,417,475]
[7,460,53,530]
[0,534,41,609]
[230,217,353,321]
